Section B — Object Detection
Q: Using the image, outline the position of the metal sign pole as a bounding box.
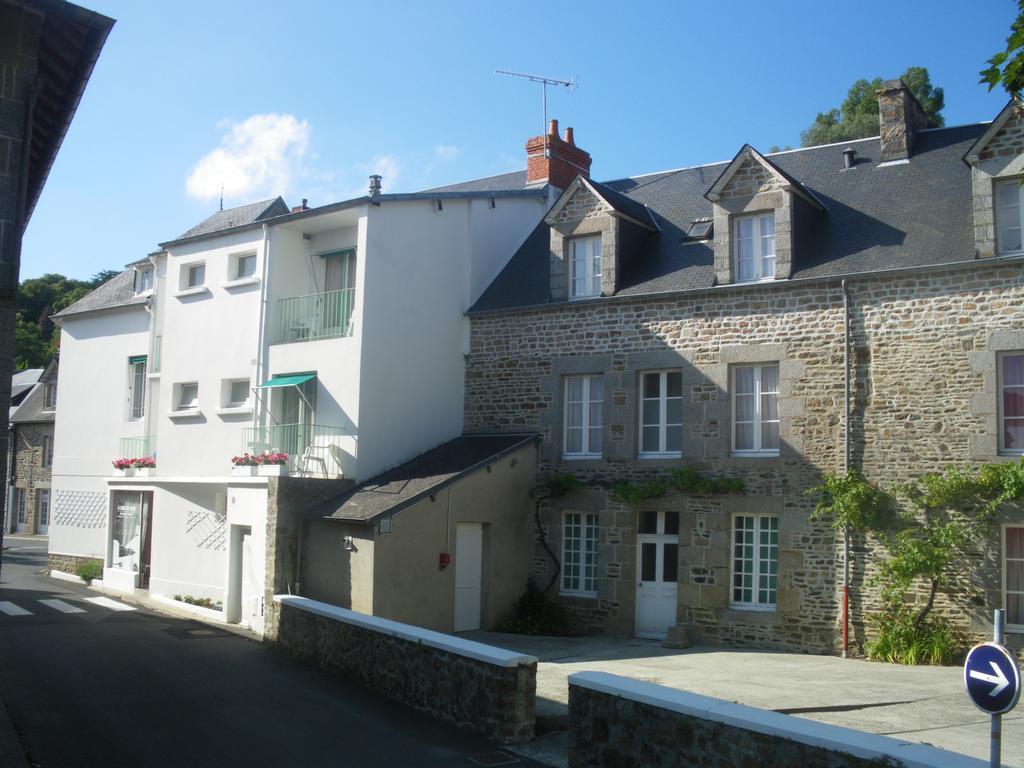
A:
[992,609,1003,768]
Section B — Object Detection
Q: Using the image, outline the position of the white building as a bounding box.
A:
[49,172,556,634]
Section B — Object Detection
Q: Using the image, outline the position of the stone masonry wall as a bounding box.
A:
[276,599,536,743]
[11,423,52,533]
[466,260,1024,655]
[47,553,101,575]
[970,103,1024,259]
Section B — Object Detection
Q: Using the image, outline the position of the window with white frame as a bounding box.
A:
[1000,353,1024,454]
[128,357,147,420]
[1007,526,1024,629]
[224,378,250,408]
[639,370,682,457]
[43,383,56,410]
[732,364,780,455]
[176,382,199,410]
[732,514,778,609]
[995,178,1024,255]
[234,253,257,280]
[570,235,602,299]
[38,490,49,528]
[42,436,53,468]
[562,511,598,596]
[136,266,154,294]
[15,490,25,525]
[733,212,775,282]
[182,262,205,289]
[564,375,603,458]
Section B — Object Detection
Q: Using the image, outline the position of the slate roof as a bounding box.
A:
[423,170,529,194]
[470,124,988,313]
[172,197,290,242]
[11,369,43,402]
[313,434,537,523]
[53,269,146,319]
[588,179,658,229]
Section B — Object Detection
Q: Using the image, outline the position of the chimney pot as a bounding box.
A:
[564,126,574,146]
[525,117,592,189]
[369,174,382,198]
[842,147,856,170]
[549,118,559,136]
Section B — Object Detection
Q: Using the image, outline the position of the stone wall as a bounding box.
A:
[465,259,1024,654]
[274,595,537,743]
[969,102,1024,259]
[568,672,985,768]
[47,553,101,574]
[11,422,52,533]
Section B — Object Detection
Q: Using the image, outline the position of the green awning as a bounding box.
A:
[128,355,147,365]
[257,373,316,389]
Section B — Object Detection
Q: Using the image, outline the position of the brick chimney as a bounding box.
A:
[876,79,928,162]
[291,198,309,212]
[525,119,592,189]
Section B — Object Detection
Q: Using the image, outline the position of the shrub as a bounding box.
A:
[866,606,967,666]
[173,594,222,611]
[497,580,570,636]
[76,560,103,583]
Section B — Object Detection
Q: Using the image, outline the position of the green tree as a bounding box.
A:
[800,67,945,147]
[981,1,1024,98]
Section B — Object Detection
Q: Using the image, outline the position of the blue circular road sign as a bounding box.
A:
[963,642,1021,715]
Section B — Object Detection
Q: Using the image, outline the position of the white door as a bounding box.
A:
[241,533,262,632]
[635,510,680,639]
[14,490,26,533]
[37,490,49,535]
[454,523,483,632]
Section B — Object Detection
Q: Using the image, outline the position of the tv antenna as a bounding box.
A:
[497,69,577,157]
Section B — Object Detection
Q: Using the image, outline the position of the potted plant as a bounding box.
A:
[133,456,156,477]
[112,457,134,476]
[231,454,259,476]
[256,451,289,477]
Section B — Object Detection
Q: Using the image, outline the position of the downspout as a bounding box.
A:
[841,278,851,658]
[254,224,272,434]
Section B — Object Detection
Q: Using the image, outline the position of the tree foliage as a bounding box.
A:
[800,67,945,147]
[981,1,1024,98]
[14,271,118,368]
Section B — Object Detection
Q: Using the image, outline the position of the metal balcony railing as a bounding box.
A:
[119,435,156,459]
[273,288,355,344]
[240,423,346,477]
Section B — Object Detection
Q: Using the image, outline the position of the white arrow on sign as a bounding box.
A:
[970,662,1010,697]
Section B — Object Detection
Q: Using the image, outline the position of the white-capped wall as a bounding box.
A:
[50,306,151,560]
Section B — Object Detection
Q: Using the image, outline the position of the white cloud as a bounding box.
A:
[434,144,460,161]
[186,114,310,202]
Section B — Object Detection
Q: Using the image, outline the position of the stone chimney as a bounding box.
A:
[876,79,928,162]
[525,119,592,189]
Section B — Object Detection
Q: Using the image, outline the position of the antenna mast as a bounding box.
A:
[497,69,576,158]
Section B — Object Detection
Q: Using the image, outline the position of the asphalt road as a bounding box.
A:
[0,537,539,768]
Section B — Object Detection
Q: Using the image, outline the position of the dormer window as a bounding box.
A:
[996,178,1023,254]
[734,213,775,282]
[136,266,154,294]
[570,235,601,299]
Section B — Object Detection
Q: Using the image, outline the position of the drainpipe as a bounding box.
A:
[254,224,272,433]
[841,279,851,658]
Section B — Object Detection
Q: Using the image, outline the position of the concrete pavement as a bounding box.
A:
[465,630,1022,768]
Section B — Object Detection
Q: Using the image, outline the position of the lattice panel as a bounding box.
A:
[52,490,107,529]
[185,508,226,551]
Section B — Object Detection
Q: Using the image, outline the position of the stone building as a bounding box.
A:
[6,358,56,534]
[459,82,1024,656]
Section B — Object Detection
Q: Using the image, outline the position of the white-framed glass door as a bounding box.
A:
[37,490,50,535]
[635,510,680,639]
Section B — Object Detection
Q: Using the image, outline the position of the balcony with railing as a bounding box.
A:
[241,423,346,478]
[119,435,157,459]
[273,289,355,345]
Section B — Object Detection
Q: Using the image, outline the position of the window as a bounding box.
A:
[128,357,147,420]
[135,266,154,294]
[184,263,205,289]
[570,235,601,299]
[15,490,25,525]
[1007,526,1024,629]
[38,490,49,529]
[732,514,778,609]
[995,179,1023,254]
[562,511,598,596]
[1000,353,1024,454]
[225,379,250,408]
[564,375,603,458]
[43,383,56,410]
[733,212,775,282]
[639,371,682,457]
[42,436,52,468]
[235,254,257,280]
[732,364,779,455]
[176,382,199,410]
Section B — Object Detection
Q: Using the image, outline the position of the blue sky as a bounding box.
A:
[22,0,1018,280]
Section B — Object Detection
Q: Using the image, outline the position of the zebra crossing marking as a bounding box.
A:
[83,597,135,612]
[38,599,86,614]
[0,601,31,616]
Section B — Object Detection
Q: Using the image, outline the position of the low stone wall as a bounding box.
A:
[47,553,101,574]
[568,671,986,768]
[273,595,537,743]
